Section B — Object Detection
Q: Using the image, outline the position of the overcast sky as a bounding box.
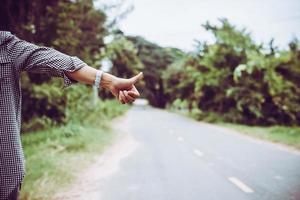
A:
[98,0,300,51]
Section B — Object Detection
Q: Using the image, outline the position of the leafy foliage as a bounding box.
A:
[106,35,144,79]
[164,19,300,125]
[1,0,107,130]
[1,0,299,127]
[128,36,184,107]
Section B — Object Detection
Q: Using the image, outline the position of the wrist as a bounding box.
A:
[100,72,115,90]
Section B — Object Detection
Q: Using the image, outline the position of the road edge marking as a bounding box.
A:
[228,177,254,193]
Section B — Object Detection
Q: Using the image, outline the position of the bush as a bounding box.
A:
[163,19,300,126]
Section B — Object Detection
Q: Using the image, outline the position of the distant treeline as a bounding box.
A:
[1,0,299,127]
[124,20,300,126]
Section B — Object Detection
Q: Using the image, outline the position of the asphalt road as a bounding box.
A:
[100,106,300,200]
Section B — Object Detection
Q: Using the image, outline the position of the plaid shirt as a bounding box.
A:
[0,31,86,199]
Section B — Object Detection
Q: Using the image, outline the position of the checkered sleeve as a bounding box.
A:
[7,34,87,87]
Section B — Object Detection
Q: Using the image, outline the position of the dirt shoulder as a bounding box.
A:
[53,114,139,200]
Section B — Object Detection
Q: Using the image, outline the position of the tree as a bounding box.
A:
[128,36,184,108]
[0,0,107,130]
[163,19,300,125]
[105,34,143,79]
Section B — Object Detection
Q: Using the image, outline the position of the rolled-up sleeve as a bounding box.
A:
[6,33,87,87]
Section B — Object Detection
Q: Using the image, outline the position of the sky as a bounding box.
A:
[97,0,300,51]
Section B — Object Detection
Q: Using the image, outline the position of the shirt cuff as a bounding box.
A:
[63,56,87,87]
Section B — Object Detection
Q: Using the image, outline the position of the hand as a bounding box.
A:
[100,72,143,104]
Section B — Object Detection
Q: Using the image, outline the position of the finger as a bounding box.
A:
[118,91,125,104]
[122,90,134,104]
[124,90,135,103]
[128,86,140,98]
[128,91,140,98]
[120,91,129,104]
[129,72,143,85]
[119,91,126,104]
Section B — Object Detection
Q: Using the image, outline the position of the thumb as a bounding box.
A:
[129,72,143,84]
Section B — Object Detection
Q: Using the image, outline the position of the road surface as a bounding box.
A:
[100,106,300,200]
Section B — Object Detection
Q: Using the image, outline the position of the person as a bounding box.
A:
[0,31,143,200]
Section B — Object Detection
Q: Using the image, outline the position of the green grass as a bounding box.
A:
[20,100,129,200]
[219,123,300,149]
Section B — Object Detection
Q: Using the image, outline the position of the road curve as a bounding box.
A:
[100,106,300,200]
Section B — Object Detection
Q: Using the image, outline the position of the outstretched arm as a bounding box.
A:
[6,32,142,104]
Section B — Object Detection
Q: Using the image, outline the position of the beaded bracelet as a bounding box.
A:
[94,70,103,89]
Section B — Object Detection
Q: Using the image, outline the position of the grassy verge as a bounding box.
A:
[219,123,300,150]
[20,100,128,200]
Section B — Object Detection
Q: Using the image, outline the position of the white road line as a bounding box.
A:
[228,177,254,193]
[193,149,204,157]
[177,137,184,142]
